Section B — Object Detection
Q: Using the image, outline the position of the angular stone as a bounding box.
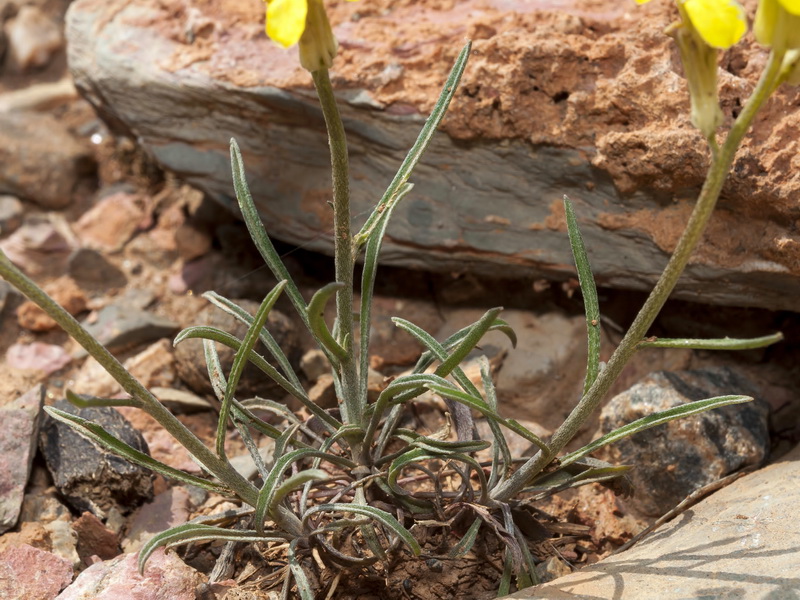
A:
[16,276,88,332]
[66,0,800,311]
[73,511,120,561]
[0,544,74,600]
[80,303,178,352]
[0,112,92,209]
[596,368,769,517]
[5,342,72,374]
[73,192,148,253]
[506,443,800,600]
[67,247,128,291]
[39,399,154,518]
[0,384,44,534]
[0,216,76,276]
[56,548,199,600]
[0,195,23,235]
[3,5,63,72]
[121,487,190,553]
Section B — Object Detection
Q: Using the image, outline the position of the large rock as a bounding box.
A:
[596,368,770,517]
[506,442,800,599]
[66,0,800,311]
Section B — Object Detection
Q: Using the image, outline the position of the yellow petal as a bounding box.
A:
[266,0,308,48]
[634,0,652,3]
[778,0,800,15]
[684,0,747,49]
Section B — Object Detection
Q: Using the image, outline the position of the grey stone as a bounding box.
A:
[80,303,179,352]
[0,384,44,534]
[67,247,128,290]
[596,368,769,518]
[506,443,800,600]
[39,399,154,518]
[65,0,800,311]
[0,112,93,209]
[0,194,23,235]
[173,299,299,399]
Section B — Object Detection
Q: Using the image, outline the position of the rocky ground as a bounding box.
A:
[1,0,800,599]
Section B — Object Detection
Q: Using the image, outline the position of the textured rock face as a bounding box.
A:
[507,442,800,600]
[596,368,769,517]
[66,0,800,310]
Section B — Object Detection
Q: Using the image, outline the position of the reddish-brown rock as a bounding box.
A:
[65,0,800,310]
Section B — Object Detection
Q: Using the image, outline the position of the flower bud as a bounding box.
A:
[671,21,724,139]
[298,0,338,72]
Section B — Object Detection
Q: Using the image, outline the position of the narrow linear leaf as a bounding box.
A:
[411,437,491,454]
[267,470,329,517]
[288,539,315,600]
[526,465,632,499]
[478,357,512,488]
[448,517,482,559]
[307,282,348,361]
[353,41,472,246]
[359,182,414,405]
[362,373,448,453]
[564,195,601,395]
[65,389,142,409]
[230,139,310,329]
[176,325,341,431]
[139,522,289,574]
[302,503,421,556]
[177,326,306,400]
[217,281,287,458]
[254,449,355,534]
[637,332,783,351]
[388,447,488,503]
[422,382,549,453]
[203,291,303,391]
[44,407,229,494]
[560,395,753,469]
[414,319,517,374]
[498,548,514,597]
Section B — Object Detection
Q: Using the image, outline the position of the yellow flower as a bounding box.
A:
[264,0,357,71]
[755,0,800,50]
[635,0,747,49]
[265,0,309,48]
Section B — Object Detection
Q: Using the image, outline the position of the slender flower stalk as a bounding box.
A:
[311,68,362,432]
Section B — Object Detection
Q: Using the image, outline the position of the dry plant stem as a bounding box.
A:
[311,68,361,431]
[491,47,787,503]
[0,251,265,506]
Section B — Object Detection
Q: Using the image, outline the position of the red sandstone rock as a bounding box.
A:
[65,0,800,310]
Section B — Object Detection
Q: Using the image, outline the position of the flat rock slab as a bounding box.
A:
[506,443,800,599]
[0,385,45,534]
[66,0,800,311]
[0,544,74,600]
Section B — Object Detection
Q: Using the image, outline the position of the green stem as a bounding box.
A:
[491,47,786,503]
[0,250,261,508]
[311,68,361,430]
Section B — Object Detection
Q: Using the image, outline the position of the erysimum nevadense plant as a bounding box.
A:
[0,0,789,596]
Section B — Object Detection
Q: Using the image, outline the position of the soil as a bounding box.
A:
[2,0,800,599]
